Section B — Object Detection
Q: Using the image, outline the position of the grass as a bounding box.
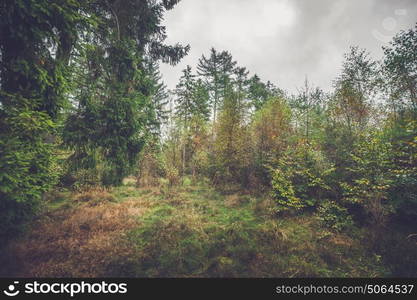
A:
[1,179,394,277]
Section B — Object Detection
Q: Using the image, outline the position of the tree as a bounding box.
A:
[197,48,236,127]
[383,23,417,110]
[247,74,269,111]
[212,91,248,185]
[290,78,325,144]
[384,111,417,222]
[63,0,189,186]
[233,66,250,117]
[380,24,417,224]
[174,65,196,174]
[322,47,378,200]
[247,74,283,111]
[332,47,378,132]
[197,48,222,126]
[143,59,170,137]
[250,98,292,186]
[218,50,237,100]
[192,79,211,120]
[174,66,210,175]
[271,141,333,213]
[175,65,196,124]
[0,0,87,239]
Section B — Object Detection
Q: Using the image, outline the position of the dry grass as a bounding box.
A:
[2,183,391,278]
[8,195,153,277]
[225,194,241,207]
[73,187,116,206]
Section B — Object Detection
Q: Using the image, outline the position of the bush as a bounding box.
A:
[341,132,394,228]
[270,141,333,213]
[271,169,304,213]
[316,201,354,232]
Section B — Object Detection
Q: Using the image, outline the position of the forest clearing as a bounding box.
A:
[0,0,416,280]
[1,178,401,277]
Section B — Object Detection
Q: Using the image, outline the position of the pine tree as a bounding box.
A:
[197,48,236,126]
[144,59,170,137]
[247,74,270,111]
[63,0,189,186]
[0,0,87,239]
[218,50,237,100]
[197,48,221,125]
[174,65,196,174]
[192,79,211,121]
[233,66,250,113]
[175,65,196,124]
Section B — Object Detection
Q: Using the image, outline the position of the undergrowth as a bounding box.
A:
[1,180,408,277]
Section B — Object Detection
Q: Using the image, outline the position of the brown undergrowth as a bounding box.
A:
[5,189,153,277]
[1,183,391,278]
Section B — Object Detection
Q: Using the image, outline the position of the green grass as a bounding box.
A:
[7,180,395,277]
[43,190,73,211]
[117,181,388,277]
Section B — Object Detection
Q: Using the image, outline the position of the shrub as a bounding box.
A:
[270,141,333,213]
[316,201,354,232]
[341,132,394,228]
[271,169,304,213]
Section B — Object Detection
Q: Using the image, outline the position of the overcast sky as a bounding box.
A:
[159,0,416,94]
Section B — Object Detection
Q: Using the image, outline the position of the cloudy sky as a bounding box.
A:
[159,0,416,94]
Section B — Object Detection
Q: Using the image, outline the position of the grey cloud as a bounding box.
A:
[160,0,417,94]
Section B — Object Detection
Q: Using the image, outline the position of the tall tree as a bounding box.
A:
[251,98,292,186]
[291,78,325,144]
[233,66,250,114]
[213,91,247,185]
[63,0,189,186]
[192,79,211,120]
[332,46,378,132]
[175,65,196,124]
[174,66,210,174]
[144,59,170,137]
[218,50,237,99]
[383,24,417,110]
[247,74,282,111]
[0,0,89,239]
[197,48,236,126]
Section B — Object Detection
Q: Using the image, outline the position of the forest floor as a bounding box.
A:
[1,178,392,277]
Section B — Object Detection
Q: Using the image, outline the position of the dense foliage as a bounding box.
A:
[0,2,416,277]
[0,0,188,240]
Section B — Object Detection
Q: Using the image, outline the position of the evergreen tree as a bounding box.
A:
[0,0,88,239]
[192,79,211,120]
[233,66,250,113]
[332,46,378,132]
[218,50,237,99]
[144,59,170,137]
[248,74,272,110]
[197,48,236,125]
[291,78,325,143]
[174,66,210,174]
[63,0,189,186]
[175,65,196,124]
